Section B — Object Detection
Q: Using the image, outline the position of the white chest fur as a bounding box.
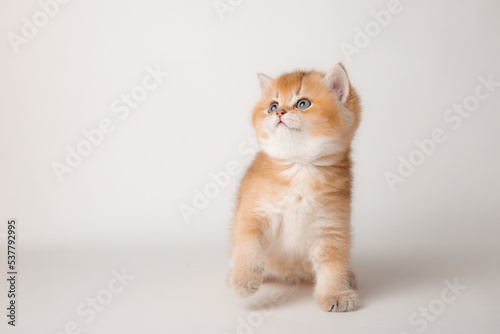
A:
[258,163,325,261]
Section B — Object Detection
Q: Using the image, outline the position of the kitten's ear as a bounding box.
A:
[257,73,274,95]
[323,63,350,104]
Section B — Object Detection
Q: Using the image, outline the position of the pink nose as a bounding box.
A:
[276,109,287,117]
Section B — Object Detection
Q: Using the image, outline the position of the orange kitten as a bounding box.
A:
[228,64,362,312]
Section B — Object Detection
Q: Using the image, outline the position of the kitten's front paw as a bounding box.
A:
[230,268,264,297]
[317,289,359,312]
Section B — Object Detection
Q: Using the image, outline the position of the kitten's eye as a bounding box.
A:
[268,103,278,113]
[296,99,311,110]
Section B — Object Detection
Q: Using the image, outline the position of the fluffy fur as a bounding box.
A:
[228,64,362,312]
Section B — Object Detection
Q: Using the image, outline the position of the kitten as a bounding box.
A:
[228,63,362,312]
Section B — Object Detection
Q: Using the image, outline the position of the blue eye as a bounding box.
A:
[268,103,278,113]
[296,99,311,110]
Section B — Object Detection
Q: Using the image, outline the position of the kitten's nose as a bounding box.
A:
[276,109,287,117]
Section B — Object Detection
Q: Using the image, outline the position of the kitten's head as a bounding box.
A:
[252,64,361,162]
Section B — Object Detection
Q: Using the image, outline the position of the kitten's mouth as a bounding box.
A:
[277,120,298,131]
[277,121,288,128]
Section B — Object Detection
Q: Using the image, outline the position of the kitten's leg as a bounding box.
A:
[310,234,359,312]
[348,270,357,289]
[229,216,267,297]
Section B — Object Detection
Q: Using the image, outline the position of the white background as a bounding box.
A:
[1,0,499,333]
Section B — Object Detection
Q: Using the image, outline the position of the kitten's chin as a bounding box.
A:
[277,122,289,129]
[259,133,346,163]
[276,122,299,131]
